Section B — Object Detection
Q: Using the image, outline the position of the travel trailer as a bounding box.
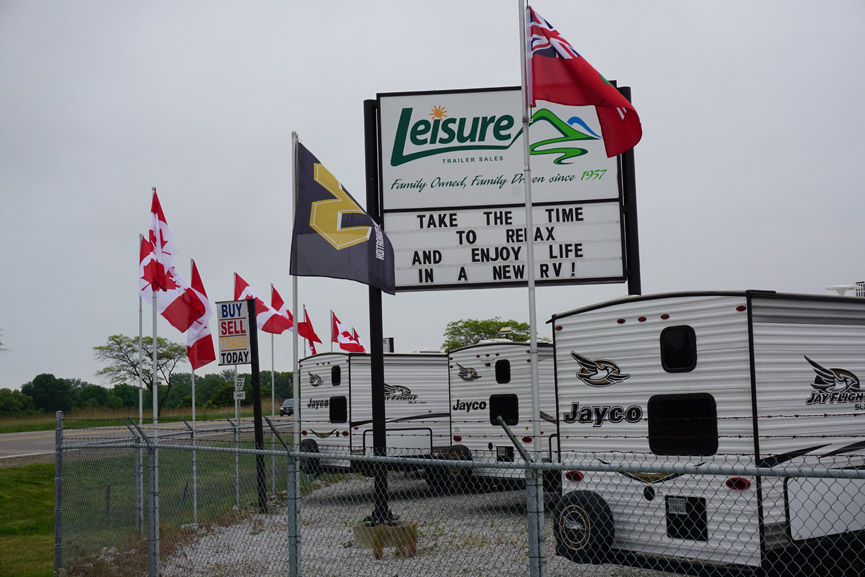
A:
[433,340,559,491]
[550,291,865,573]
[297,352,450,474]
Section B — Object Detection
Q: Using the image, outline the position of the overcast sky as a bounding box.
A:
[2,0,864,390]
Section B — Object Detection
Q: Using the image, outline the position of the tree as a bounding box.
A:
[0,388,36,416]
[93,334,187,414]
[441,317,532,352]
[21,374,76,413]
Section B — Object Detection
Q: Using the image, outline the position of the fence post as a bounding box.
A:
[226,415,240,509]
[287,449,300,577]
[140,422,159,577]
[498,416,545,577]
[54,411,63,576]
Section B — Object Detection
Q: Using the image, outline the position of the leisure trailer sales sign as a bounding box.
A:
[377,87,625,291]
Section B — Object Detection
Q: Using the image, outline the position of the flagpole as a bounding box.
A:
[137,234,144,535]
[329,309,333,352]
[190,258,198,526]
[270,284,277,496]
[150,187,160,569]
[519,3,545,576]
[290,131,302,575]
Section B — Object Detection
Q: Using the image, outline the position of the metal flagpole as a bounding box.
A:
[137,234,144,535]
[290,131,301,577]
[150,191,160,571]
[271,284,276,496]
[190,258,198,526]
[518,3,545,576]
[329,310,333,352]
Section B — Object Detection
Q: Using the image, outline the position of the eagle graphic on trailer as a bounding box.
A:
[550,290,865,574]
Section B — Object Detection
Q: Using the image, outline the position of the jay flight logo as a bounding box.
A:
[571,352,630,387]
[804,356,862,405]
[307,372,323,387]
[455,362,481,382]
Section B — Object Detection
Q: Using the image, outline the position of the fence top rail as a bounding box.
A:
[60,440,865,480]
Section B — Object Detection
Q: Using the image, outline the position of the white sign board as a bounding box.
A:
[217,300,251,365]
[234,377,245,392]
[233,391,246,401]
[378,87,626,291]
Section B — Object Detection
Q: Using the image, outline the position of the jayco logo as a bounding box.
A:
[308,372,323,387]
[390,106,600,167]
[562,402,643,427]
[804,356,862,405]
[452,399,487,413]
[307,399,329,409]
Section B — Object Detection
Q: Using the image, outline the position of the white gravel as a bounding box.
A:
[161,472,687,577]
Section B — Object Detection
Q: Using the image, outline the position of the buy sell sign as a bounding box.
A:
[217,300,251,365]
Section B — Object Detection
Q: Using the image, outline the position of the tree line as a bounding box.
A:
[0,317,531,418]
[0,370,293,417]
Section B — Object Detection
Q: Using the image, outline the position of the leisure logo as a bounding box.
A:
[390,105,601,167]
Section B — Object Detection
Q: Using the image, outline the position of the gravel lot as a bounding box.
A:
[161,471,686,577]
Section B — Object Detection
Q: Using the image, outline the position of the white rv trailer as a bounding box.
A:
[297,351,450,473]
[550,291,865,573]
[436,340,559,490]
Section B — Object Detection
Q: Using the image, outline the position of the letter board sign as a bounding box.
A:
[377,86,626,291]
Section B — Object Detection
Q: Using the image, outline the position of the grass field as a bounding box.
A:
[0,433,306,577]
[0,402,279,434]
[0,463,55,577]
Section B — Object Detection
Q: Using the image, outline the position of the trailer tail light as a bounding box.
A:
[736,305,747,312]
[555,325,563,331]
[660,314,670,320]
[565,471,584,483]
[301,430,307,436]
[521,436,532,443]
[453,435,462,442]
[638,316,647,322]
[617,318,626,324]
[342,430,349,437]
[725,477,751,490]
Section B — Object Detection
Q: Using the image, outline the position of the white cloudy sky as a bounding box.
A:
[2,0,863,390]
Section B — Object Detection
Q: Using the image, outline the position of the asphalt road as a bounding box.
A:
[0,416,294,459]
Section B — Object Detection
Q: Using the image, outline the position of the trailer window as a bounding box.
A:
[329,396,347,423]
[495,359,511,384]
[647,393,717,456]
[489,394,519,426]
[660,325,697,373]
[331,365,341,386]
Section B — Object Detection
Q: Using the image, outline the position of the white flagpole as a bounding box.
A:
[270,284,276,496]
[520,4,546,576]
[329,309,334,352]
[190,258,198,525]
[138,235,144,427]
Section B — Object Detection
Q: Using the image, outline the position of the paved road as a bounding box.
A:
[0,416,294,459]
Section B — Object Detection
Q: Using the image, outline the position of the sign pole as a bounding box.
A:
[364,98,393,524]
[247,298,268,514]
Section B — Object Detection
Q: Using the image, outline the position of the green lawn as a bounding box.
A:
[0,439,320,577]
[0,463,55,577]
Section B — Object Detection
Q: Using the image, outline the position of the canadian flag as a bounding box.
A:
[147,188,177,291]
[270,286,294,332]
[233,274,293,335]
[186,260,215,370]
[139,237,206,332]
[297,306,321,354]
[352,328,367,353]
[331,312,365,353]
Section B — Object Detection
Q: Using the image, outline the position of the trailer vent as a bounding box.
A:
[665,496,708,541]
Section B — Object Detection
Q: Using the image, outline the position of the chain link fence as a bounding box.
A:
[54,413,865,577]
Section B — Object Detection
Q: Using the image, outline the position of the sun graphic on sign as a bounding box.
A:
[429,105,447,120]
